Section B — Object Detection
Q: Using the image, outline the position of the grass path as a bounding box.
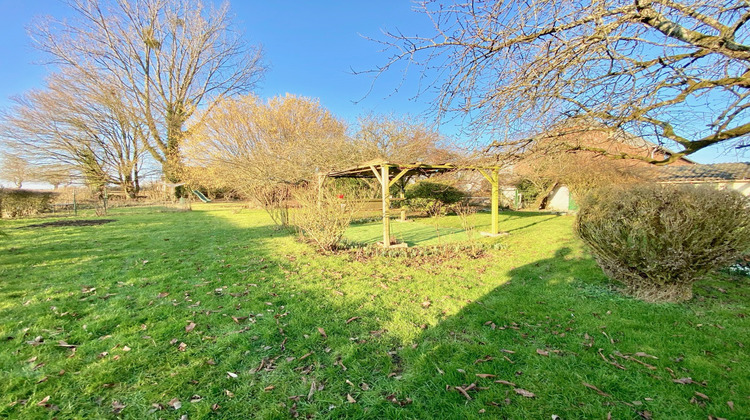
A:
[0,205,747,418]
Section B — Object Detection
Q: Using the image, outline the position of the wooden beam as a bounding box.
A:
[369,165,383,186]
[388,168,411,188]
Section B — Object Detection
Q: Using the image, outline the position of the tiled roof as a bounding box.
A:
[656,163,750,182]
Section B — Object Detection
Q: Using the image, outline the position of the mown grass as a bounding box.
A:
[0,204,747,419]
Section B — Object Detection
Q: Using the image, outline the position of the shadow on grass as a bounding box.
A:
[1,209,744,419]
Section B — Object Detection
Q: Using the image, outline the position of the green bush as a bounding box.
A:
[0,189,56,218]
[404,181,465,216]
[575,184,750,303]
[405,181,465,204]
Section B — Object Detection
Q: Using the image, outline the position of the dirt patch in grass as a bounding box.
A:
[19,219,116,229]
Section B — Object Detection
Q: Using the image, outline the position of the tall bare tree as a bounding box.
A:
[377,0,750,163]
[1,70,146,197]
[33,0,265,187]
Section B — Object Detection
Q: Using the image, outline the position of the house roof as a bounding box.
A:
[656,162,750,183]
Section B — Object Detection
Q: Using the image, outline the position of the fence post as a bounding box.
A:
[73,189,78,216]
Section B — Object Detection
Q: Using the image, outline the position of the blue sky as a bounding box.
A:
[0,0,745,167]
[0,1,435,124]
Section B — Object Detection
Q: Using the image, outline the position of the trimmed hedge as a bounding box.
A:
[575,184,750,303]
[0,189,56,218]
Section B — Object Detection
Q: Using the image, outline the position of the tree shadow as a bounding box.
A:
[3,210,740,419]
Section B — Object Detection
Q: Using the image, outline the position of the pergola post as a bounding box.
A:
[491,167,499,235]
[381,164,391,246]
[478,167,501,236]
[316,172,324,208]
[399,180,407,222]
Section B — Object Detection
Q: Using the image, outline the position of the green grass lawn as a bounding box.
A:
[0,205,747,419]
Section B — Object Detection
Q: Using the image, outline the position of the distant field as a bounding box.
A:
[0,205,746,419]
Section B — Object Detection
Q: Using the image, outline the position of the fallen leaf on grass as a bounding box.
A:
[500,349,515,354]
[212,403,220,411]
[149,403,165,412]
[190,395,202,403]
[227,371,238,378]
[360,382,370,391]
[57,340,77,348]
[494,380,516,387]
[185,322,196,332]
[122,345,131,352]
[634,352,658,359]
[690,393,709,403]
[264,385,275,392]
[476,373,496,379]
[514,388,535,398]
[727,401,734,411]
[346,394,357,403]
[673,377,705,385]
[178,342,187,352]
[27,336,44,346]
[385,394,413,406]
[36,376,48,384]
[454,384,476,400]
[307,380,316,401]
[157,292,169,298]
[536,349,549,357]
[474,355,493,364]
[37,396,50,406]
[582,382,611,397]
[345,316,361,324]
[317,327,327,338]
[168,398,181,410]
[112,400,126,414]
[97,351,109,358]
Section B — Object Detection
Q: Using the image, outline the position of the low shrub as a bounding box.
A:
[0,189,56,218]
[292,185,365,252]
[575,184,750,303]
[405,181,465,205]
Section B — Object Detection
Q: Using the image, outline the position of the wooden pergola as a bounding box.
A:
[324,160,505,247]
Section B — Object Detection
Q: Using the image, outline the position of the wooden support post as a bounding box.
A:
[381,164,391,247]
[477,167,503,237]
[491,167,499,235]
[399,180,406,222]
[317,172,324,208]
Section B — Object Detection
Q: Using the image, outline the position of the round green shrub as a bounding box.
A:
[575,184,750,303]
[405,181,465,204]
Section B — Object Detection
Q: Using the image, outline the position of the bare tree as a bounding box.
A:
[36,164,75,190]
[184,94,351,224]
[354,113,456,163]
[377,0,750,163]
[33,0,265,188]
[0,154,31,188]
[1,69,146,197]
